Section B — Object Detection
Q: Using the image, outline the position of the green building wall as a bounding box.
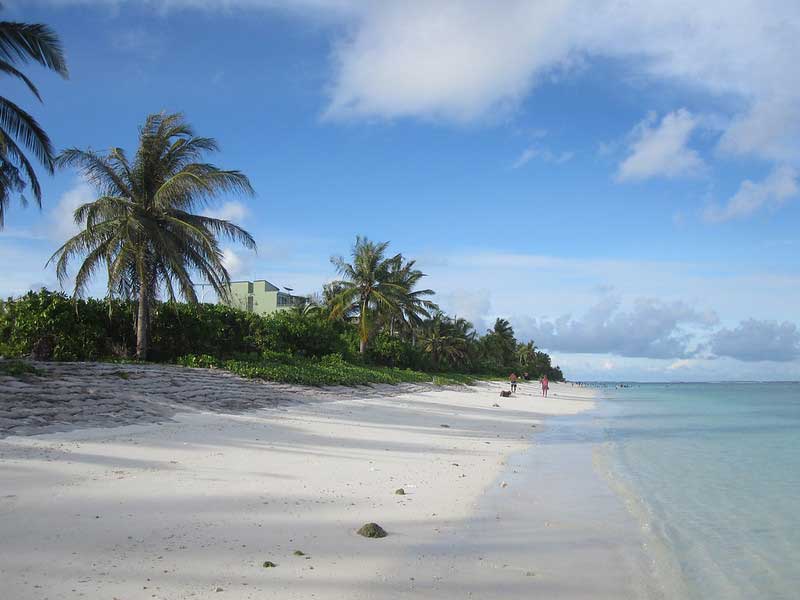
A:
[224,280,306,316]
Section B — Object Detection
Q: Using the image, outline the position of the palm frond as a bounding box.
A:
[0,21,68,77]
[0,95,54,169]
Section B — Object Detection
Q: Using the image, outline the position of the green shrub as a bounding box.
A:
[254,311,346,358]
[177,352,437,387]
[366,332,428,370]
[0,359,44,377]
[176,354,220,368]
[0,290,133,360]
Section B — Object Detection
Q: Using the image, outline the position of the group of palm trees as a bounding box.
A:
[0,12,562,379]
[299,236,561,378]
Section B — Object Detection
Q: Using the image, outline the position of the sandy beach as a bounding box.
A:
[0,364,643,599]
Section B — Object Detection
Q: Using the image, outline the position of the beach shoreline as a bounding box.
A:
[1,366,639,599]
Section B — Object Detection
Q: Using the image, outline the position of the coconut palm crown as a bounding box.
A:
[329,236,407,354]
[0,13,68,227]
[48,112,256,359]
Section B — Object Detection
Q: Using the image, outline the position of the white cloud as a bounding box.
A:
[616,109,704,181]
[516,294,718,359]
[710,319,800,362]
[203,201,249,223]
[48,179,94,242]
[324,1,575,123]
[437,288,492,333]
[512,146,573,169]
[704,165,799,222]
[30,1,800,164]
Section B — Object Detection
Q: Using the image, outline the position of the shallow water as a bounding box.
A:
[599,383,800,599]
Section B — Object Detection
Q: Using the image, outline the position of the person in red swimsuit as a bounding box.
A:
[541,375,549,397]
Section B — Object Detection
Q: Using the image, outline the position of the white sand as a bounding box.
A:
[0,372,637,599]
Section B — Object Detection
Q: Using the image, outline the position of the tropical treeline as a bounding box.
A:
[299,236,564,380]
[0,12,563,384]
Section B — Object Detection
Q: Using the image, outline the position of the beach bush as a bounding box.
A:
[0,290,132,360]
[253,311,347,358]
[175,352,470,387]
[366,332,427,370]
[0,289,562,384]
[0,359,44,377]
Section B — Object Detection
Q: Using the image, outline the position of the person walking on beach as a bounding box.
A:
[509,372,518,393]
[541,375,549,397]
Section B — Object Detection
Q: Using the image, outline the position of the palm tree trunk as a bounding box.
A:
[359,299,368,354]
[136,284,149,360]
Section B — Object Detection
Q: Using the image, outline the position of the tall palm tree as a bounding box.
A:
[48,112,256,359]
[483,318,517,367]
[384,257,438,339]
[516,340,536,369]
[329,236,404,354]
[0,13,68,228]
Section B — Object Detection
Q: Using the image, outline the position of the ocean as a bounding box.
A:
[596,383,800,599]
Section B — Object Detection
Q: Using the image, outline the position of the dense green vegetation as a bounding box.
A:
[177,352,471,387]
[49,112,256,359]
[0,285,564,386]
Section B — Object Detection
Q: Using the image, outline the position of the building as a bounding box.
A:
[224,279,307,316]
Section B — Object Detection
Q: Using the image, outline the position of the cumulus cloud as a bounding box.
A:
[616,109,704,181]
[710,319,800,362]
[704,165,799,222]
[30,1,800,164]
[48,179,94,242]
[437,288,492,333]
[520,295,718,359]
[203,201,249,222]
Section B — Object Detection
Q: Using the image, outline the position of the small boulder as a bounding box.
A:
[439,424,450,428]
[293,550,305,556]
[395,488,405,495]
[357,522,387,538]
[262,561,277,568]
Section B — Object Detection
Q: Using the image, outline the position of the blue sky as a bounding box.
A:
[2,1,799,381]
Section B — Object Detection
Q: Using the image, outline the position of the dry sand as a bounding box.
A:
[0,365,641,599]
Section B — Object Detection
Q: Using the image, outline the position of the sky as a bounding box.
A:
[2,0,800,381]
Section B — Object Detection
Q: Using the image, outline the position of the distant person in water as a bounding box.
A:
[509,372,518,393]
[541,375,549,397]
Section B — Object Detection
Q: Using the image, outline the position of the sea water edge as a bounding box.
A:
[596,382,800,600]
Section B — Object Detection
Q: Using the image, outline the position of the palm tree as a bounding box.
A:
[385,257,438,339]
[421,313,469,369]
[48,112,256,359]
[329,236,404,354]
[516,340,536,369]
[0,13,68,228]
[483,318,517,368]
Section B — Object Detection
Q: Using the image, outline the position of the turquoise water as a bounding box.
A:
[599,383,800,599]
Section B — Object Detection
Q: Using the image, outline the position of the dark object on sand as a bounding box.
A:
[357,522,388,538]
[395,488,405,495]
[500,390,511,398]
[293,550,305,556]
[440,424,450,428]
[262,561,277,568]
